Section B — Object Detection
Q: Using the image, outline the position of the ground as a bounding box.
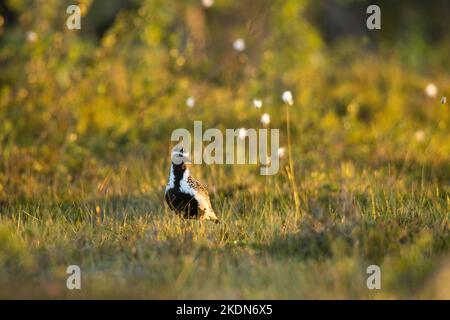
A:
[0,1,449,299]
[1,129,449,298]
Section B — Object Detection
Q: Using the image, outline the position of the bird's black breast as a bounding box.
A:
[165,188,200,219]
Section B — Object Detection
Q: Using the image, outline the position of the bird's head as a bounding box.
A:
[171,146,191,167]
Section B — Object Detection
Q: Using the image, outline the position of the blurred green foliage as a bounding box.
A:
[0,0,448,199]
[0,0,449,299]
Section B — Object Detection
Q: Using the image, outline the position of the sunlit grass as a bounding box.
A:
[0,155,448,298]
[0,0,449,299]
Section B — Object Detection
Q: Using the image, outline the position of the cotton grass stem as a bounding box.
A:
[285,100,301,218]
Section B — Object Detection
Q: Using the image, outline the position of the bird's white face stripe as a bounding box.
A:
[172,151,189,158]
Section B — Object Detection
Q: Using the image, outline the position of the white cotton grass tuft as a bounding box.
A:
[26,31,38,43]
[441,96,447,105]
[202,0,214,8]
[414,130,426,142]
[282,90,294,106]
[232,38,246,52]
[277,147,286,158]
[186,96,195,108]
[261,113,270,126]
[425,83,438,98]
[253,99,262,109]
[68,133,78,142]
[238,128,247,140]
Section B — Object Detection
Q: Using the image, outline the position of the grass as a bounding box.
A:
[0,0,449,299]
[0,150,449,298]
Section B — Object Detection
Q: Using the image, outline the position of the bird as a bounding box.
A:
[165,147,220,223]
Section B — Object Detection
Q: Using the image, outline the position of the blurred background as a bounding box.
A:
[0,0,449,299]
[0,0,449,200]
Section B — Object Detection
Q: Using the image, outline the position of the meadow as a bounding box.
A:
[0,0,449,299]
